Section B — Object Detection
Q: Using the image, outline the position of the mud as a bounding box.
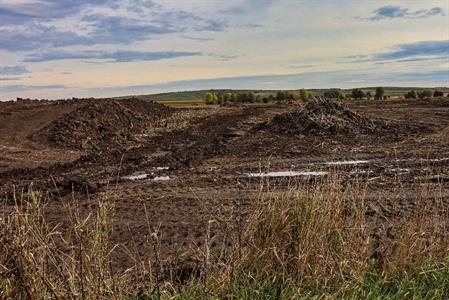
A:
[1,98,449,270]
[30,98,174,151]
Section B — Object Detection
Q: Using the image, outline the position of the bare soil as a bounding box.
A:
[1,98,449,270]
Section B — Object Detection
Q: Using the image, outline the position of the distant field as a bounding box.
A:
[119,87,449,104]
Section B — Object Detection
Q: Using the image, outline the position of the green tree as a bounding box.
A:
[248,91,256,103]
[434,90,444,97]
[374,87,384,100]
[323,89,342,99]
[217,93,225,104]
[299,89,311,101]
[230,93,237,103]
[276,91,286,101]
[238,92,247,103]
[404,90,417,99]
[204,92,217,105]
[417,90,432,99]
[289,91,300,101]
[351,88,365,100]
[223,93,230,103]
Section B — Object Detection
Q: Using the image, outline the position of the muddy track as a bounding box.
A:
[0,106,272,195]
[121,106,270,172]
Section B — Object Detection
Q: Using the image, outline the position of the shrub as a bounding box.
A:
[299,89,312,101]
[351,88,366,99]
[375,87,384,100]
[405,90,417,99]
[204,92,218,105]
[323,89,344,99]
[276,91,288,101]
[434,90,444,97]
[418,90,432,99]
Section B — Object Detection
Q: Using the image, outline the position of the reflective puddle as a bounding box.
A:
[246,171,328,178]
[122,173,149,180]
[122,173,171,181]
[153,176,171,181]
[325,160,369,166]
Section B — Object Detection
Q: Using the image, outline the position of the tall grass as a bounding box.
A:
[1,177,449,299]
[210,178,449,299]
[0,191,132,299]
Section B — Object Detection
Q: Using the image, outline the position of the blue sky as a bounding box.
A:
[0,0,448,100]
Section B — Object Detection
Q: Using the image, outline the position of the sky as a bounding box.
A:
[0,0,448,100]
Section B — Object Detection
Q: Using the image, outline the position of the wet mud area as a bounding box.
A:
[1,98,449,269]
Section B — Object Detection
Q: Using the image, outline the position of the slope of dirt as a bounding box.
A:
[0,99,82,145]
[0,100,86,172]
[30,98,174,151]
[262,98,427,136]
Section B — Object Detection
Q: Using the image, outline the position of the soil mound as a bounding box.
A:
[264,98,397,136]
[31,98,174,150]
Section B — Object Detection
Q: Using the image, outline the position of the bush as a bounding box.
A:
[299,89,312,101]
[405,90,417,99]
[276,91,288,101]
[366,91,372,100]
[323,89,344,99]
[351,88,366,100]
[434,90,444,97]
[204,92,218,105]
[418,90,432,99]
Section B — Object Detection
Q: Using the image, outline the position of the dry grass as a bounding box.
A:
[1,176,449,299]
[210,177,449,298]
[0,191,124,299]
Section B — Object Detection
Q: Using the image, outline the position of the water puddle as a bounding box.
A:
[390,168,410,172]
[122,173,149,180]
[325,160,369,166]
[246,171,328,178]
[153,176,171,181]
[122,173,171,181]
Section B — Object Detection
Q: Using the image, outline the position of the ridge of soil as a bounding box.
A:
[29,98,174,151]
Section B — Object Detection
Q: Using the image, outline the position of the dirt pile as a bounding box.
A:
[31,98,174,150]
[263,98,397,136]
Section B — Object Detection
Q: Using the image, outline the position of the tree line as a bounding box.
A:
[405,90,444,99]
[204,89,313,105]
[204,88,446,104]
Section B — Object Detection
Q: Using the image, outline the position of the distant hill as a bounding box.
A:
[116,87,449,103]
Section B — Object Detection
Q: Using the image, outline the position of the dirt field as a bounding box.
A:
[1,98,449,270]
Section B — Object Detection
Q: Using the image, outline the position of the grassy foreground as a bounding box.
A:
[1,178,449,299]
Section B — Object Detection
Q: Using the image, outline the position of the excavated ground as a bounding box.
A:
[1,98,449,270]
